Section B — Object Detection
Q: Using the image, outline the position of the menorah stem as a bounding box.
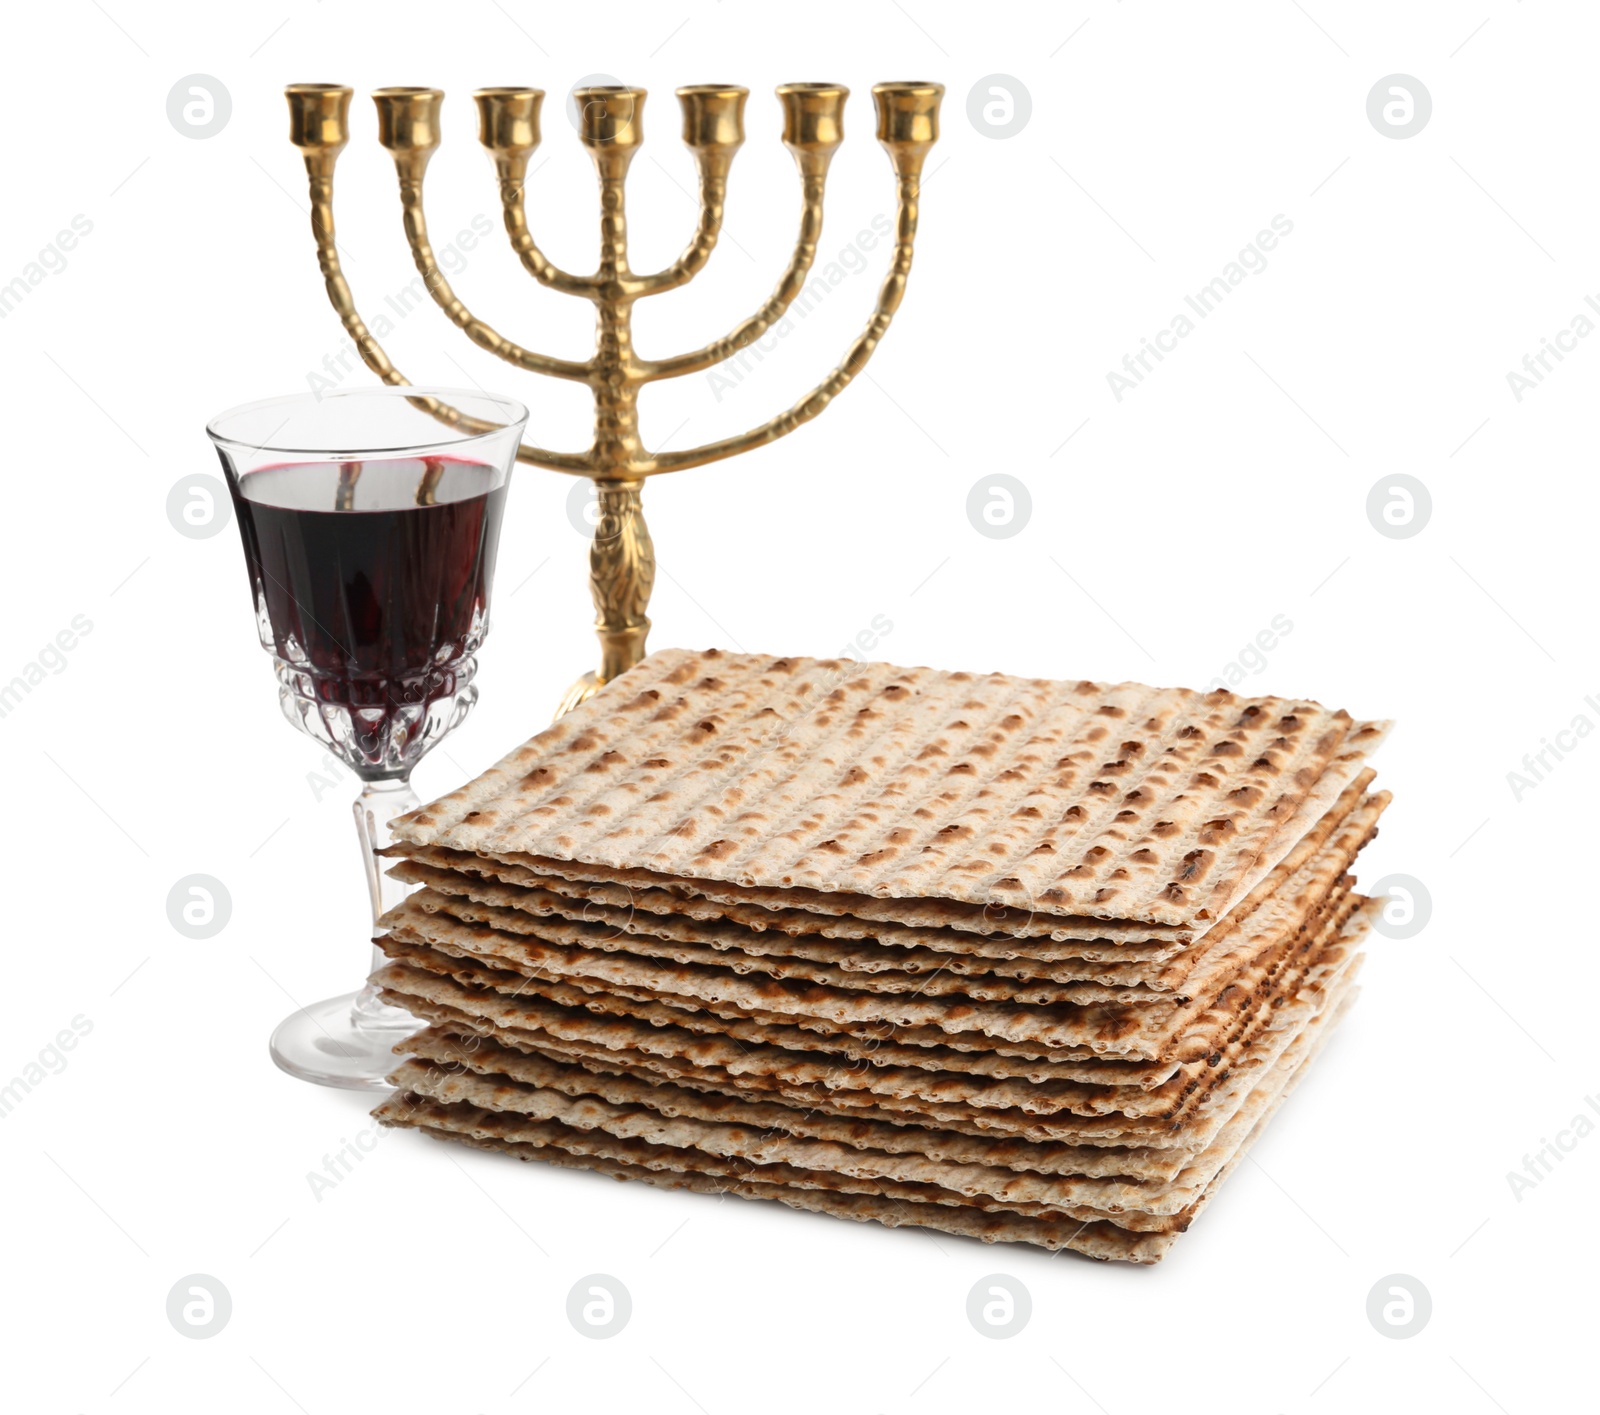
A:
[592,166,648,475]
[556,478,656,716]
[596,169,631,279]
[593,326,643,471]
[591,480,655,680]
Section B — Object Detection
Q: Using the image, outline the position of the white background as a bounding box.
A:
[3,2,1594,1411]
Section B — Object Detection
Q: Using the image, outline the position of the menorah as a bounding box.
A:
[284,79,942,714]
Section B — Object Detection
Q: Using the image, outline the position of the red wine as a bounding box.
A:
[229,455,507,765]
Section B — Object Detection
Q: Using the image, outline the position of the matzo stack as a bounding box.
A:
[371,647,1390,1262]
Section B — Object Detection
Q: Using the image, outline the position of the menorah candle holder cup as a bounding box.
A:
[284,78,943,715]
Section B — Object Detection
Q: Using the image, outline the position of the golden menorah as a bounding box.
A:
[283,80,942,714]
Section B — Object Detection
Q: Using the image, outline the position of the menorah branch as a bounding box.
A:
[634,172,728,297]
[631,85,745,299]
[299,156,587,468]
[640,171,826,381]
[302,164,407,392]
[494,174,591,296]
[374,89,590,381]
[650,171,923,473]
[398,177,591,380]
[472,86,592,296]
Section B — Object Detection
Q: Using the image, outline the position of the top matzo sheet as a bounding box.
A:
[392,649,1386,926]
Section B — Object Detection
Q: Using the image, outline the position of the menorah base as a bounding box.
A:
[554,669,606,720]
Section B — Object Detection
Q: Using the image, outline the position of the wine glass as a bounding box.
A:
[207,387,528,1089]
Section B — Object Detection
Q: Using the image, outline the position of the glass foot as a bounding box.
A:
[268,990,418,1091]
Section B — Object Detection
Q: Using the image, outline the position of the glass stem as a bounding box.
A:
[350,774,422,1030]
